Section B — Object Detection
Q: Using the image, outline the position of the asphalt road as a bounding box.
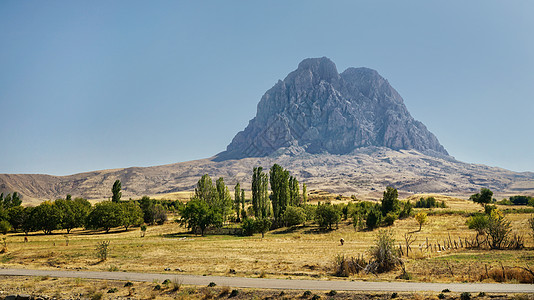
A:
[1,268,533,294]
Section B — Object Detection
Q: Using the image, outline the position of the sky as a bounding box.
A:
[1,1,533,176]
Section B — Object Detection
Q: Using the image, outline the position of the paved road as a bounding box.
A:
[1,268,533,294]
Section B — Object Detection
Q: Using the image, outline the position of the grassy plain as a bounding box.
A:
[0,195,533,298]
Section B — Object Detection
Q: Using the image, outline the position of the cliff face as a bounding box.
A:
[216,57,447,160]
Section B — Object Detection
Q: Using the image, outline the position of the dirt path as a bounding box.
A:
[0,268,533,293]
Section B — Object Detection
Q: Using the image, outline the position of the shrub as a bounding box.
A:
[415,212,428,231]
[333,254,366,277]
[438,293,445,299]
[383,212,397,226]
[467,214,488,235]
[241,218,255,236]
[398,201,413,219]
[366,229,401,273]
[124,281,133,287]
[327,290,337,296]
[282,206,306,227]
[208,282,216,287]
[303,290,312,297]
[486,209,511,249]
[0,220,12,235]
[230,289,239,297]
[95,241,110,261]
[460,292,471,300]
[366,207,381,230]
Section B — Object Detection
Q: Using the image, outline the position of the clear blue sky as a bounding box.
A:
[1,1,533,176]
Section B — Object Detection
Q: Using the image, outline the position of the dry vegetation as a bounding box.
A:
[1,276,526,300]
[1,194,534,298]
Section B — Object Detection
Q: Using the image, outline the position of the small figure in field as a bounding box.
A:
[340,238,344,246]
[24,236,28,243]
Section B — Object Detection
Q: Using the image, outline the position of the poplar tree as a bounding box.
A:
[270,164,290,223]
[216,177,232,219]
[234,182,241,222]
[112,180,122,203]
[302,183,308,204]
[289,176,300,206]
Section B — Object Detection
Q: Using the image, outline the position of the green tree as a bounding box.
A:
[282,206,306,227]
[270,164,290,223]
[255,218,272,238]
[381,186,399,216]
[215,177,233,222]
[252,167,269,219]
[54,197,91,233]
[7,206,25,231]
[289,176,300,206]
[302,183,307,204]
[1,192,22,209]
[121,201,143,231]
[112,180,122,203]
[86,201,123,233]
[414,212,428,231]
[178,198,222,236]
[234,183,241,222]
[366,206,382,230]
[0,220,12,235]
[315,203,341,230]
[470,188,493,207]
[21,206,35,235]
[195,174,217,206]
[32,201,61,234]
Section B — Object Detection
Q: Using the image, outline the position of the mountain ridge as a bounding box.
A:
[2,148,534,205]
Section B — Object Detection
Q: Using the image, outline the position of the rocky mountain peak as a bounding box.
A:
[215,57,448,161]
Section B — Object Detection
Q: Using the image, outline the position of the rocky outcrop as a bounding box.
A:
[216,57,447,160]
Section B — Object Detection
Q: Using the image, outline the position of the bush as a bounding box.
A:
[282,206,306,227]
[486,209,511,249]
[398,201,413,219]
[383,212,397,226]
[467,214,488,235]
[460,292,471,300]
[367,229,401,273]
[241,218,255,236]
[0,220,12,235]
[326,290,337,296]
[95,240,110,261]
[366,207,381,230]
[333,254,366,277]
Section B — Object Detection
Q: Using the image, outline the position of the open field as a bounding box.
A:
[1,196,533,288]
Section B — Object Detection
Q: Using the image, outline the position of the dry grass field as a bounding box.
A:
[0,195,533,298]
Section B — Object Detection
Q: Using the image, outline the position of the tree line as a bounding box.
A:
[0,180,177,235]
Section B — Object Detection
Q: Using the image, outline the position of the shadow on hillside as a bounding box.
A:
[162,232,198,239]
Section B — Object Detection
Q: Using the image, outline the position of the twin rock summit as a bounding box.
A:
[1,57,533,202]
[217,57,447,161]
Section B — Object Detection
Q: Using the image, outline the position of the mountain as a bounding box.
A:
[1,57,533,204]
[216,57,447,161]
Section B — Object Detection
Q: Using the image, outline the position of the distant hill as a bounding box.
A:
[1,58,533,204]
[2,147,533,205]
